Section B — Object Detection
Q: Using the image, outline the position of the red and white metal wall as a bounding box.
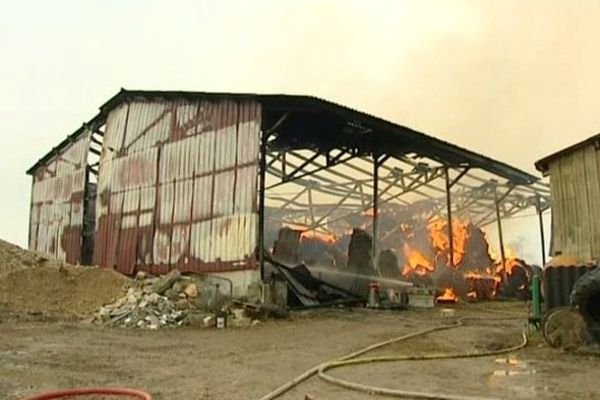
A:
[29,97,262,276]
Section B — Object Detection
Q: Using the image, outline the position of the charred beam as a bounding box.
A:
[271,187,309,214]
[495,188,508,283]
[536,194,547,265]
[266,151,283,170]
[373,155,380,264]
[444,166,455,268]
[308,184,360,230]
[307,186,316,225]
[258,129,272,281]
[90,135,103,147]
[472,184,516,227]
[282,152,320,183]
[307,167,444,231]
[449,167,470,188]
[266,112,290,135]
[266,149,359,189]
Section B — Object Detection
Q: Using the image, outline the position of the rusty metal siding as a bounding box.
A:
[94,98,261,275]
[547,143,600,262]
[28,130,91,264]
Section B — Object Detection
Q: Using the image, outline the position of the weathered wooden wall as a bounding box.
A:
[548,143,600,262]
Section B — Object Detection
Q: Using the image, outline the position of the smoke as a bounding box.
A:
[483,212,551,266]
[3,0,600,247]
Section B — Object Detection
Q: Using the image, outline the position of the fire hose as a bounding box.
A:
[259,316,528,400]
[21,387,152,400]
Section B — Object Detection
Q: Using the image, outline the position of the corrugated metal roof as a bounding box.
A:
[28,88,539,184]
[535,133,600,174]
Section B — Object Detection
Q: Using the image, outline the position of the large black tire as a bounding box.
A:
[570,267,600,340]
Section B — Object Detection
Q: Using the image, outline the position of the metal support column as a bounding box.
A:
[444,167,455,267]
[494,188,508,281]
[372,155,380,263]
[536,195,547,266]
[258,131,269,281]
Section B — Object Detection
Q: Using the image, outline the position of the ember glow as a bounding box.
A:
[300,230,338,244]
[286,224,339,244]
[402,243,433,275]
[437,287,458,302]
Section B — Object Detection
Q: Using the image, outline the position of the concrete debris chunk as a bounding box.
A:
[151,269,181,295]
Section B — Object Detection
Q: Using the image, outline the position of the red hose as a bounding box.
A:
[21,387,152,400]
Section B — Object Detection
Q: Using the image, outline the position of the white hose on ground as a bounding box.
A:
[258,316,527,400]
[317,330,528,400]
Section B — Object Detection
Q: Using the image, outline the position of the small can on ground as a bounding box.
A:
[216,310,227,329]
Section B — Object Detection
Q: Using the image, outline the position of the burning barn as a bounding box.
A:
[26,89,549,299]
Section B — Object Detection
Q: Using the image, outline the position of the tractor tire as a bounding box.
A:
[570,267,600,340]
[542,307,590,350]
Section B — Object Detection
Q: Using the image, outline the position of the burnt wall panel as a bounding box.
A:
[94,98,261,275]
[28,131,91,263]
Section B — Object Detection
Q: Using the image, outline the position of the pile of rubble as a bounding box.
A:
[95,288,187,329]
[93,269,225,329]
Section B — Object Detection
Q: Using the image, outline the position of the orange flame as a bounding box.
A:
[437,287,458,302]
[428,217,470,266]
[285,224,339,244]
[402,243,434,276]
[300,230,338,244]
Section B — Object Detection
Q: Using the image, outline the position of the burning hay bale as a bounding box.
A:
[465,274,498,301]
[272,227,302,265]
[378,249,400,278]
[496,259,536,300]
[347,229,377,298]
[299,237,347,268]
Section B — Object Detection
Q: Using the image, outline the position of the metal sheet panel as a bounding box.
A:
[542,265,597,310]
[28,130,91,263]
[94,97,261,275]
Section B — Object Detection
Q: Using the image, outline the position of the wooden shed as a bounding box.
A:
[536,134,600,263]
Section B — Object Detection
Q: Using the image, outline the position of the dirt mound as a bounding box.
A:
[0,264,129,317]
[0,238,63,276]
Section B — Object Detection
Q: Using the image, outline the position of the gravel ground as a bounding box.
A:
[1,302,599,400]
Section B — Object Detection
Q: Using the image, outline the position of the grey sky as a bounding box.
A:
[1,0,598,259]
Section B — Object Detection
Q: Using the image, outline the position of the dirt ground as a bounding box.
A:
[1,301,599,400]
